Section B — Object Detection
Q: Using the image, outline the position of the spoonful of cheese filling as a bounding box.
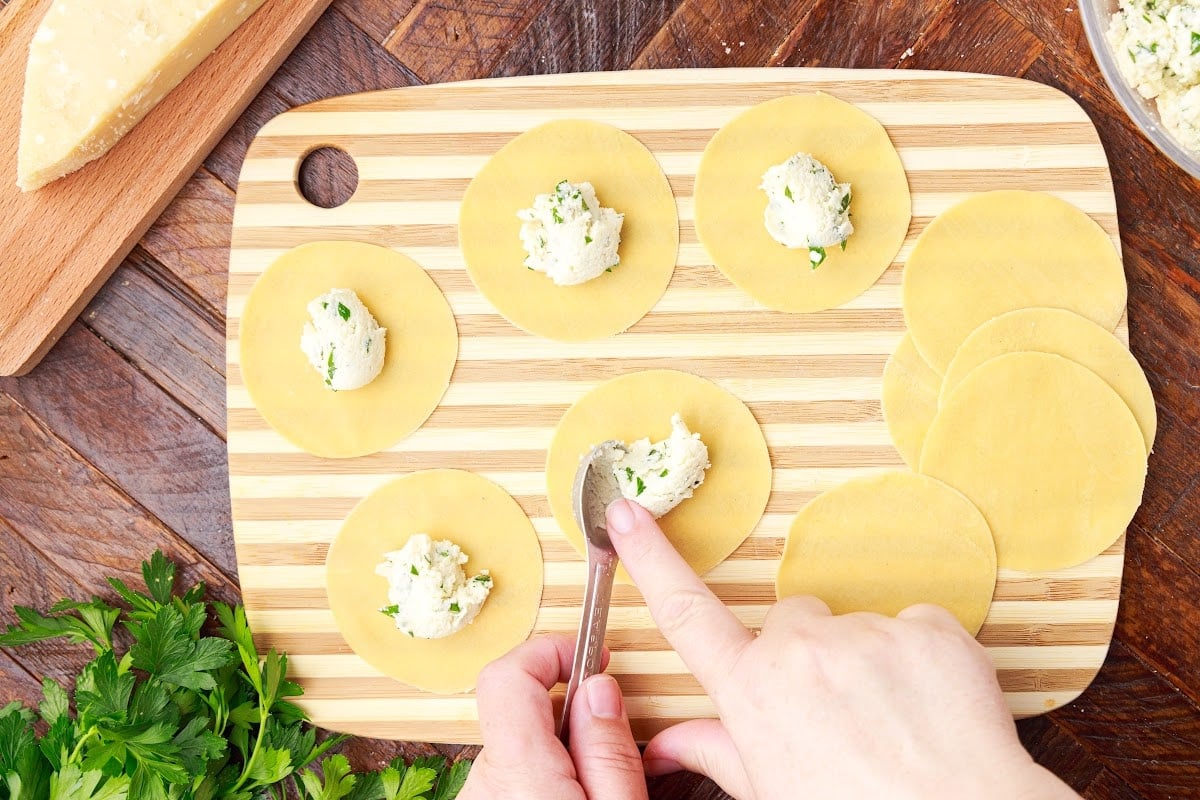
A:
[517,179,624,286]
[602,414,711,518]
[299,288,386,391]
[376,534,494,640]
[760,152,853,268]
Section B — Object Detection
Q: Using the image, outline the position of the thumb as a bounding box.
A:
[568,674,649,800]
[644,719,753,800]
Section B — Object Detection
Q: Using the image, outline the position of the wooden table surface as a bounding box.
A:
[2,1,1199,797]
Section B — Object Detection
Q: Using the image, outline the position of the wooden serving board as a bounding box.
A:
[226,67,1125,743]
[0,0,333,376]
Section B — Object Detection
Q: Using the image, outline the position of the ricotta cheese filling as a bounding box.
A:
[605,414,711,518]
[376,534,493,639]
[1107,0,1200,153]
[760,153,853,267]
[517,180,624,286]
[299,288,386,391]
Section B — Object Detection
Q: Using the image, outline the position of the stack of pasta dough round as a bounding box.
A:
[788,190,1154,635]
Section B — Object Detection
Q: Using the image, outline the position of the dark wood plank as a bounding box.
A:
[274,7,422,105]
[0,391,238,600]
[80,255,225,434]
[0,648,42,710]
[203,85,296,191]
[0,326,236,577]
[0,517,97,688]
[135,169,237,320]
[1114,521,1200,704]
[1050,642,1200,797]
[773,0,952,68]
[993,0,1091,66]
[1084,771,1151,800]
[893,0,1043,75]
[491,0,686,75]
[1018,715,1104,793]
[387,0,552,84]
[334,0,417,45]
[632,0,814,69]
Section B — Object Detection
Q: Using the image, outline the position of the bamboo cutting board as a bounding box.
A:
[0,0,333,376]
[227,68,1126,743]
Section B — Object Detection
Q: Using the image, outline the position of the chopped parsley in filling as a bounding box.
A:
[517,180,624,286]
[760,153,853,268]
[603,414,711,518]
[375,534,492,640]
[299,288,386,391]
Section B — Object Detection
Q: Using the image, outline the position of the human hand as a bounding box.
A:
[458,634,648,800]
[605,498,1080,800]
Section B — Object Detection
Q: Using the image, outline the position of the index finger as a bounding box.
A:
[605,498,754,694]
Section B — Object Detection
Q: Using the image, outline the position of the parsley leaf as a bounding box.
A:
[635,476,647,496]
[338,302,352,322]
[0,551,473,800]
[0,599,118,654]
[297,753,356,799]
[128,607,235,692]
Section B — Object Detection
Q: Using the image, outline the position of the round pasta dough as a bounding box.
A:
[693,93,911,313]
[941,307,1156,454]
[902,190,1126,374]
[546,369,771,583]
[776,471,996,635]
[459,120,678,341]
[881,333,941,469]
[325,469,543,694]
[239,241,458,459]
[920,352,1147,571]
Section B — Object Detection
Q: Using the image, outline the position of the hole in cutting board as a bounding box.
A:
[297,147,359,208]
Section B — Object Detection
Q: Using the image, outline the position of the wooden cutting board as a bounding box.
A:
[0,0,333,376]
[226,67,1125,743]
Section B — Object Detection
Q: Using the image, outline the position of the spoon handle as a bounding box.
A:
[558,542,619,745]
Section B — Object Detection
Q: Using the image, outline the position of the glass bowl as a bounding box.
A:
[1079,0,1200,180]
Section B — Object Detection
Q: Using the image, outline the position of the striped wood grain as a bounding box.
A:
[227,68,1125,742]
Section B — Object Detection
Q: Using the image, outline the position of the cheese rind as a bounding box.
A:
[17,0,267,191]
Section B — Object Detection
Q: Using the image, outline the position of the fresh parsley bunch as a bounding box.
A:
[0,552,470,800]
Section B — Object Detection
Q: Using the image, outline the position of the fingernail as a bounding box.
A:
[644,758,684,777]
[584,673,624,720]
[607,498,636,535]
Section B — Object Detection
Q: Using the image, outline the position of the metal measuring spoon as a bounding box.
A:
[558,440,626,745]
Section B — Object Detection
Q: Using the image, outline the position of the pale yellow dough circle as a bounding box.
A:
[546,369,771,583]
[776,471,997,635]
[459,120,678,341]
[325,469,543,695]
[942,307,1156,454]
[920,352,1147,571]
[902,190,1126,374]
[693,93,911,313]
[239,241,458,459]
[881,333,941,469]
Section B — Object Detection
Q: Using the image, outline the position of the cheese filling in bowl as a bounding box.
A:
[1081,0,1200,178]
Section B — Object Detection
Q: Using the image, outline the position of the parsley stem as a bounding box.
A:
[68,725,99,764]
[227,701,271,794]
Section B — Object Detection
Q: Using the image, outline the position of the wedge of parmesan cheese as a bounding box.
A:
[17,0,267,192]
